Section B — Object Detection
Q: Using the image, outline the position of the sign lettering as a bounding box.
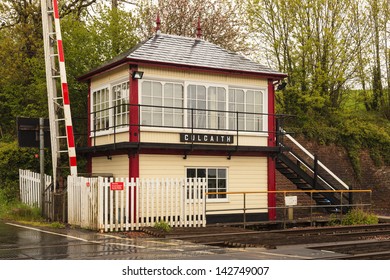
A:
[110,182,124,191]
[180,133,234,144]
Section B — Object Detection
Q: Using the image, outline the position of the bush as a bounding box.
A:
[0,141,47,201]
[154,221,171,232]
[0,189,42,221]
[341,208,378,225]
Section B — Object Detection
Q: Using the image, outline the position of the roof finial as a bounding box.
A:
[156,12,161,34]
[196,15,202,39]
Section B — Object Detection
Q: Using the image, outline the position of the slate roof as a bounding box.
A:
[79,33,286,80]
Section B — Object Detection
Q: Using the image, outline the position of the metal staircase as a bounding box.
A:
[41,0,77,188]
[276,129,351,213]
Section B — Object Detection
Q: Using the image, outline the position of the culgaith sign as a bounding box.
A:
[180,133,234,144]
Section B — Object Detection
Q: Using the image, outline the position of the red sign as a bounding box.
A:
[110,182,124,191]
[86,182,90,187]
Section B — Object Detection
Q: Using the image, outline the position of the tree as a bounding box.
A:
[247,0,370,118]
[60,6,140,146]
[368,0,384,110]
[136,0,249,53]
[0,0,99,139]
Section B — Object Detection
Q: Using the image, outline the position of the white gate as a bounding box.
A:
[19,169,52,208]
[67,176,99,230]
[67,176,207,232]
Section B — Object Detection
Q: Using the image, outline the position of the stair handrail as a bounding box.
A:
[282,130,349,190]
[281,146,336,191]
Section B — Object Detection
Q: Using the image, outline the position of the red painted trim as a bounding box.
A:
[129,154,139,178]
[129,66,139,144]
[69,156,77,166]
[129,65,140,179]
[62,83,69,105]
[78,59,287,82]
[87,81,91,147]
[267,79,276,220]
[66,126,75,147]
[53,0,60,19]
[87,82,92,174]
[57,40,65,62]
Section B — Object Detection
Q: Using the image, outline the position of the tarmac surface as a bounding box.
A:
[0,221,350,260]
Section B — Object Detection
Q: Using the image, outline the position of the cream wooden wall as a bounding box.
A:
[91,155,129,178]
[139,154,268,214]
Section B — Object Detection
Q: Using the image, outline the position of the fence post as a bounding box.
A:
[39,118,45,217]
[313,154,318,189]
[202,178,207,227]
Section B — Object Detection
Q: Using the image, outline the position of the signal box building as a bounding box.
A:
[78,32,287,223]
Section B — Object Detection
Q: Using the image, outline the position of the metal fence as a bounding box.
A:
[205,189,373,228]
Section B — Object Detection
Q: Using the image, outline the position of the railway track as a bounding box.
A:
[313,240,390,260]
[142,223,390,249]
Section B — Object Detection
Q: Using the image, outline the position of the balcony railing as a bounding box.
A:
[88,104,282,148]
[91,104,271,133]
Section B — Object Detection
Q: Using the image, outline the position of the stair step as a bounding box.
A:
[316,200,332,205]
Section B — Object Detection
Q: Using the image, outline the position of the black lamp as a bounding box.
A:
[132,71,144,79]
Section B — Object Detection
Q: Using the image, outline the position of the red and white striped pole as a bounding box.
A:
[52,0,77,176]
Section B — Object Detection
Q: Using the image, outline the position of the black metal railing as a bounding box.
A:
[87,103,284,148]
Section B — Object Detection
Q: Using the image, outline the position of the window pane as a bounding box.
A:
[218,169,226,178]
[165,114,173,126]
[197,169,206,178]
[198,86,206,100]
[165,98,173,107]
[208,169,216,178]
[174,84,183,99]
[165,83,173,98]
[152,82,162,98]
[188,85,196,99]
[143,97,152,106]
[187,169,196,178]
[142,81,151,96]
[142,112,151,125]
[154,97,162,106]
[218,179,227,198]
[236,90,244,103]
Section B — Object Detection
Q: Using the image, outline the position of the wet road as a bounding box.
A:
[0,221,351,260]
[0,222,262,260]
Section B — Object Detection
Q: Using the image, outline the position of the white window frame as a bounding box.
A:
[186,167,229,202]
[228,87,267,133]
[185,82,228,131]
[140,79,184,128]
[91,86,110,135]
[90,79,130,136]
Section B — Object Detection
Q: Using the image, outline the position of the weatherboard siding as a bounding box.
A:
[90,65,129,89]
[139,66,268,88]
[91,155,129,178]
[139,154,268,214]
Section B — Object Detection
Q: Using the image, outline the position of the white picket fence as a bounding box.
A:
[19,169,52,208]
[67,176,207,232]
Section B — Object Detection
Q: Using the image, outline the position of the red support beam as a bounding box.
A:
[129,65,140,179]
[87,81,92,174]
[267,79,277,220]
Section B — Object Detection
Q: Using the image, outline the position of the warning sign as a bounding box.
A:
[110,182,124,191]
[285,196,297,206]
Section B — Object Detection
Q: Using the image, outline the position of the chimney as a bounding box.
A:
[156,12,161,35]
[196,15,202,39]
